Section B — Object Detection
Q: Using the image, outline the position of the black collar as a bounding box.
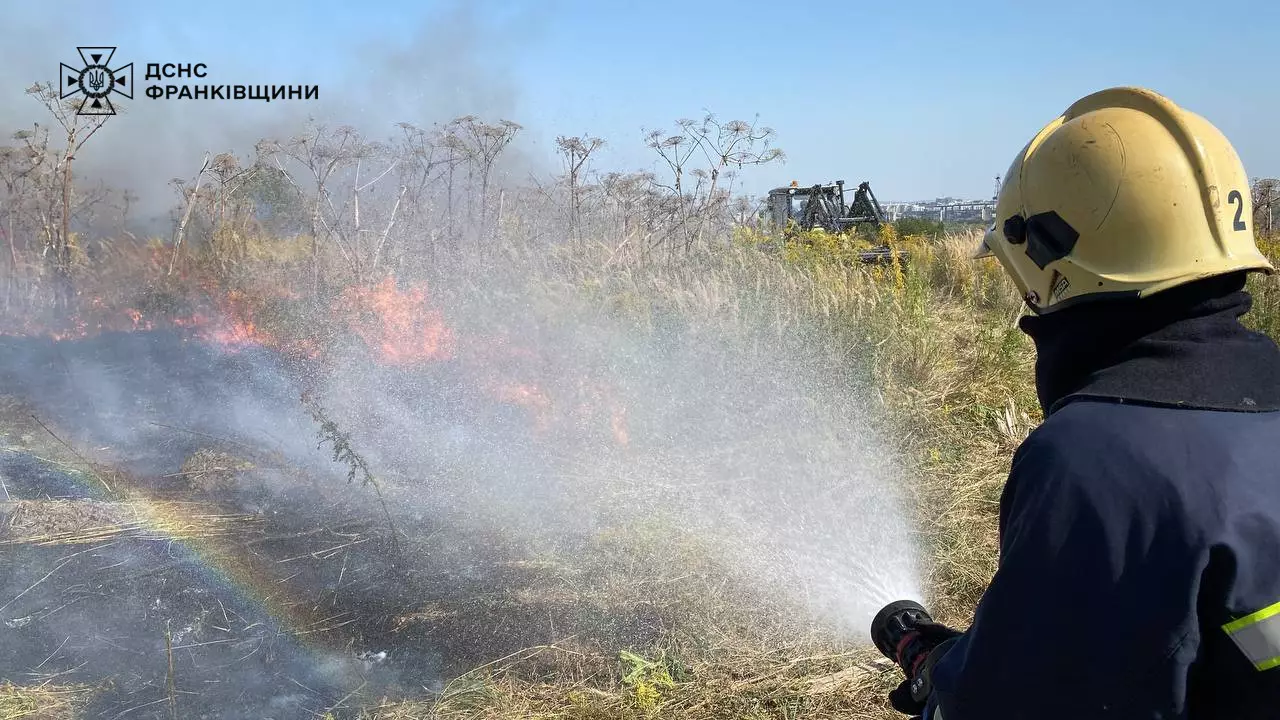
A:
[1019,272,1280,416]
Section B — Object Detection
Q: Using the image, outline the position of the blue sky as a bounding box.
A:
[5,0,1278,204]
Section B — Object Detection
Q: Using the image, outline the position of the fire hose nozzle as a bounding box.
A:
[873,599,962,711]
[871,599,932,663]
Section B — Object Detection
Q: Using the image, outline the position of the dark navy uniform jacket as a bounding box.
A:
[925,275,1280,719]
[929,401,1280,718]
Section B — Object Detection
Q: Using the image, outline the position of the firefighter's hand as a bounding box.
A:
[906,620,964,650]
[888,628,962,717]
[888,679,926,717]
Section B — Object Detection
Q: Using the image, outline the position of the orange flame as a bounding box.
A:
[334,277,456,364]
[488,382,554,433]
[1,273,632,446]
[198,290,276,351]
[610,404,630,447]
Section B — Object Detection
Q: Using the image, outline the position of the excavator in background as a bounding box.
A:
[762,180,906,264]
[766,180,887,233]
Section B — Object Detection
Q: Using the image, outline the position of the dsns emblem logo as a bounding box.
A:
[60,47,133,116]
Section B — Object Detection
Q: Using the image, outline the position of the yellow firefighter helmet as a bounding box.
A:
[976,86,1272,314]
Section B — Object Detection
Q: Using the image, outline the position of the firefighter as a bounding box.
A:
[893,87,1280,718]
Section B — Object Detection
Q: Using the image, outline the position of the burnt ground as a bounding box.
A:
[0,450,356,720]
[0,331,668,718]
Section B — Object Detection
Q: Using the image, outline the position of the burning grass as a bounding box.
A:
[0,226,1276,719]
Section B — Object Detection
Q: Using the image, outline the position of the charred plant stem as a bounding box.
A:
[300,394,401,548]
[165,620,177,720]
[323,678,368,715]
[30,414,113,494]
[169,153,211,276]
[146,421,258,453]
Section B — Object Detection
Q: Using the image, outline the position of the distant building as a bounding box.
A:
[882,198,995,224]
